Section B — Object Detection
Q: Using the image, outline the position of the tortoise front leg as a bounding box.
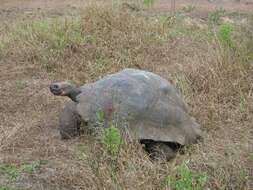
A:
[59,101,81,139]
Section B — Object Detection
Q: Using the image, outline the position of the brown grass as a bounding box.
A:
[0,1,252,190]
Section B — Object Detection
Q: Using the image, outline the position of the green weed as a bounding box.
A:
[95,108,122,157]
[208,7,225,24]
[217,23,233,48]
[0,164,20,180]
[20,162,42,174]
[96,108,105,124]
[0,184,16,190]
[102,125,122,158]
[165,161,207,190]
[84,34,96,44]
[143,0,155,8]
[0,161,45,181]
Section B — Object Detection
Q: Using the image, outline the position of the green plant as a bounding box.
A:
[102,125,122,157]
[143,0,155,8]
[0,164,20,180]
[217,23,233,48]
[165,161,207,190]
[95,108,122,157]
[96,108,105,123]
[0,161,45,181]
[84,34,96,44]
[20,162,42,174]
[0,184,16,190]
[208,7,225,24]
[239,94,246,113]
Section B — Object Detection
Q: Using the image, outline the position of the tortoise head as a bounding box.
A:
[50,81,81,102]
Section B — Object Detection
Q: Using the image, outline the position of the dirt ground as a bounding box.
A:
[1,0,253,10]
[1,0,253,19]
[0,0,252,189]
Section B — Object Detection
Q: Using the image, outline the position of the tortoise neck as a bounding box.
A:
[68,87,81,102]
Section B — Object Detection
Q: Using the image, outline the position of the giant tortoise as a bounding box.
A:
[50,69,201,160]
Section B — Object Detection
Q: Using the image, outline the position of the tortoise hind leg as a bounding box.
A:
[144,141,176,161]
[59,101,81,139]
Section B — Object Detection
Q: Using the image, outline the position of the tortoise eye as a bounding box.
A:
[50,84,60,90]
[53,84,59,89]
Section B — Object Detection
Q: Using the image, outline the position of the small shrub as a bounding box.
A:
[96,107,122,158]
[101,125,122,158]
[208,7,225,24]
[217,23,233,48]
[165,161,207,190]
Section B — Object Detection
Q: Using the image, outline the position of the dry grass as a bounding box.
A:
[0,1,253,190]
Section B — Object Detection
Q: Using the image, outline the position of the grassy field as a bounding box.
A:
[0,0,252,189]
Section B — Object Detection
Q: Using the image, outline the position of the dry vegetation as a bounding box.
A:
[0,1,253,190]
